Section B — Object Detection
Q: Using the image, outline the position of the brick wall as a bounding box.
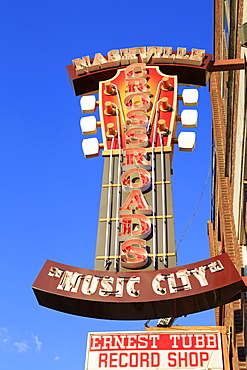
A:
[211,1,246,368]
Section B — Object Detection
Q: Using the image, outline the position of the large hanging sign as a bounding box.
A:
[33,47,247,320]
[85,330,224,369]
[33,253,245,320]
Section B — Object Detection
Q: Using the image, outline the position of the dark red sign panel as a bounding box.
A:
[32,253,246,320]
[66,48,212,95]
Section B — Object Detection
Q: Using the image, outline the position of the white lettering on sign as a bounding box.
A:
[151,261,224,296]
[99,276,114,297]
[190,266,208,286]
[56,271,83,293]
[72,47,206,75]
[169,334,217,349]
[48,260,224,298]
[90,334,160,350]
[82,275,100,295]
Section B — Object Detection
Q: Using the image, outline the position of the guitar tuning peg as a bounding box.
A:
[81,137,100,158]
[104,81,116,95]
[182,89,199,106]
[157,119,169,135]
[181,110,198,128]
[106,123,118,138]
[80,95,97,113]
[104,101,116,115]
[159,97,171,112]
[80,116,98,135]
[161,77,172,91]
[178,132,196,151]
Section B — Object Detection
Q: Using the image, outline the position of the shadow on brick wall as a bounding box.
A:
[237,346,246,362]
[234,309,243,333]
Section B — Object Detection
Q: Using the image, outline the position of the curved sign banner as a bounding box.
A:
[66,46,212,95]
[32,253,246,320]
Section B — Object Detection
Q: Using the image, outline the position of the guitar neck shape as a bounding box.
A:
[94,64,177,272]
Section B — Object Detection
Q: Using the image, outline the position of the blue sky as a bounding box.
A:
[1,1,214,369]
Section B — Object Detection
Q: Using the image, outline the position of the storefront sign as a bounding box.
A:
[85,330,224,369]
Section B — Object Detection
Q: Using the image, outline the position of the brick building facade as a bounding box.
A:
[209,0,247,368]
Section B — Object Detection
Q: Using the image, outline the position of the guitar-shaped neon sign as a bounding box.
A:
[80,62,198,272]
[33,56,247,321]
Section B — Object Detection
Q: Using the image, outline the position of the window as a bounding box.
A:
[223,0,230,53]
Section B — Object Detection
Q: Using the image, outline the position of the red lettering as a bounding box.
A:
[120,190,151,213]
[151,353,160,367]
[168,351,210,367]
[120,168,151,192]
[122,148,151,169]
[119,353,128,367]
[99,353,108,367]
[109,353,118,367]
[168,352,176,367]
[119,214,151,239]
[98,351,162,368]
[117,63,153,273]
[200,352,209,366]
[125,127,148,147]
[126,79,148,93]
[189,352,198,367]
[178,352,188,367]
[124,93,150,111]
[130,353,138,367]
[121,239,147,268]
[125,63,147,79]
[140,353,149,367]
[126,110,149,128]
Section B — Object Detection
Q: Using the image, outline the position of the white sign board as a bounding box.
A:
[86,331,223,369]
